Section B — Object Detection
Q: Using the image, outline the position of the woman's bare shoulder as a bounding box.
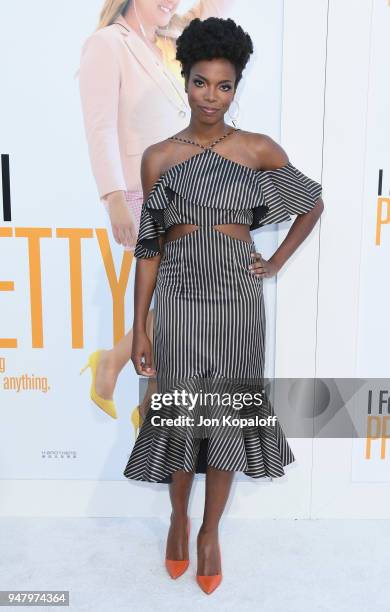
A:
[238,130,289,170]
[141,138,175,171]
[140,139,178,191]
[142,134,198,176]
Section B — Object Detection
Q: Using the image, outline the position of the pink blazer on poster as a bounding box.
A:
[78,1,235,201]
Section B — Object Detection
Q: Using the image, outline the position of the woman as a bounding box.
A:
[124,17,324,594]
[78,0,244,430]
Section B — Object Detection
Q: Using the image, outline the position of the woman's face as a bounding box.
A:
[186,59,237,124]
[136,0,180,27]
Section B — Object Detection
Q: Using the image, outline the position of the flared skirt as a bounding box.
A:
[123,227,295,483]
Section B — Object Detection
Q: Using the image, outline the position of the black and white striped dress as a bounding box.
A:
[123,132,322,484]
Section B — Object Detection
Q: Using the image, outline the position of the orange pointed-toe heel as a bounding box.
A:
[165,518,191,579]
[196,543,222,595]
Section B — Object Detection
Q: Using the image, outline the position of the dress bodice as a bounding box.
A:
[163,189,254,228]
[134,146,322,259]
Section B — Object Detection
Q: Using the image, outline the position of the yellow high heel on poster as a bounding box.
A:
[131,405,144,438]
[80,350,118,420]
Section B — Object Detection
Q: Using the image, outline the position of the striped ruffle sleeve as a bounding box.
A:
[133,179,169,259]
[254,162,322,229]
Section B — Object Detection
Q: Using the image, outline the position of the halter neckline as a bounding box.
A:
[155,146,269,188]
[168,127,240,150]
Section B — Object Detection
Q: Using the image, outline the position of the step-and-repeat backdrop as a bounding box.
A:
[0,0,283,482]
[351,0,390,483]
[0,0,389,517]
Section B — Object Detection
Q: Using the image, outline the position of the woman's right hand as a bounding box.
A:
[131,329,157,377]
[105,190,138,249]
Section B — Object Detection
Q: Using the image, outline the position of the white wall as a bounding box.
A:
[277,0,390,518]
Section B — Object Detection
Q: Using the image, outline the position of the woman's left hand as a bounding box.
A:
[249,251,279,279]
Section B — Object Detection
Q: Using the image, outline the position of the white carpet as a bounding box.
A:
[0,517,388,611]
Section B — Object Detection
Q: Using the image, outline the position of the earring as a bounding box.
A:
[227,99,240,128]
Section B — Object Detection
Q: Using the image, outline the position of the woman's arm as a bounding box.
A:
[131,149,166,376]
[79,32,126,200]
[79,32,137,247]
[252,135,324,278]
[267,197,324,274]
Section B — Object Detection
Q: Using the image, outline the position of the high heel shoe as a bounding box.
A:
[80,350,117,419]
[130,405,144,438]
[196,543,222,595]
[165,518,191,579]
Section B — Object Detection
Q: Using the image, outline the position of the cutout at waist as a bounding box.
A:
[164,223,252,245]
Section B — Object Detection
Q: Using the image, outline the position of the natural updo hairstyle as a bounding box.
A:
[175,17,254,90]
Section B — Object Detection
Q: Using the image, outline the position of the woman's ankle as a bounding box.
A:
[198,523,219,536]
[170,511,188,524]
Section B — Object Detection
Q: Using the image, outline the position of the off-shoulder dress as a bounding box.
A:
[123,129,322,484]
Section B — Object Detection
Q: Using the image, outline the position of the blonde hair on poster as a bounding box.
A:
[97,0,131,30]
[95,0,185,37]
